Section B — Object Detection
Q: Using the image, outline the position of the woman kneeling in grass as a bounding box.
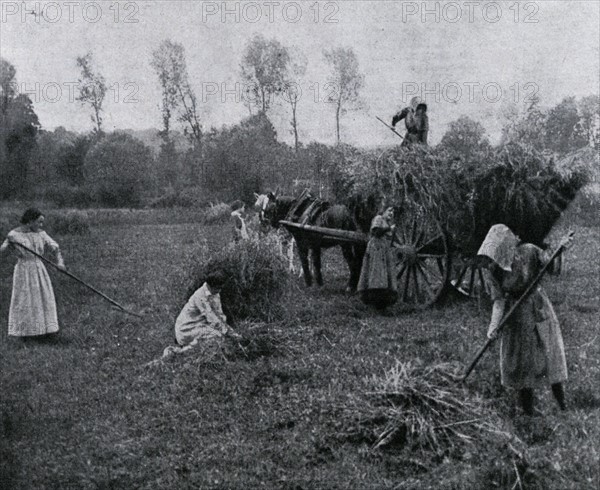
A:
[0,208,65,338]
[478,224,572,415]
[162,271,240,358]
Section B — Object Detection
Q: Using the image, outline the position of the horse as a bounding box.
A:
[254,192,299,275]
[255,191,365,292]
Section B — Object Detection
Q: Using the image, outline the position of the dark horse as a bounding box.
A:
[259,191,366,292]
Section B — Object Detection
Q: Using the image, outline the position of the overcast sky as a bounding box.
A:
[1,0,599,146]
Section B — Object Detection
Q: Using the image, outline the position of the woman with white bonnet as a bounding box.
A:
[478,223,573,416]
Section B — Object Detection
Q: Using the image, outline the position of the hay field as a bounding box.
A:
[0,206,598,489]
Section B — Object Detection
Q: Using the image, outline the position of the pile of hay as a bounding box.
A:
[200,202,232,225]
[344,361,522,457]
[183,234,294,323]
[331,143,589,253]
[446,143,589,253]
[223,321,298,362]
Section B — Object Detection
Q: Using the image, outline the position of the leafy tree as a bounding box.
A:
[323,47,364,145]
[500,95,547,150]
[0,58,40,198]
[76,52,107,134]
[57,133,95,185]
[84,132,154,206]
[438,116,491,160]
[241,34,290,114]
[203,113,284,202]
[0,57,17,111]
[151,40,182,187]
[150,40,202,183]
[283,46,307,152]
[28,127,77,184]
[150,41,180,139]
[577,94,600,150]
[545,96,588,154]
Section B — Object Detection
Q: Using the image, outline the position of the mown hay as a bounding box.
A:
[344,361,523,458]
[331,143,589,253]
[200,202,232,225]
[184,234,294,322]
[224,321,298,362]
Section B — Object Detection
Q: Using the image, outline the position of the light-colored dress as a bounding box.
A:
[231,210,249,241]
[484,243,568,389]
[2,230,60,336]
[174,283,231,346]
[358,215,398,308]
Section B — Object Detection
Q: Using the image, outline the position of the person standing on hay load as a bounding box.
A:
[478,224,573,416]
[392,96,429,147]
[357,205,398,310]
[0,208,65,339]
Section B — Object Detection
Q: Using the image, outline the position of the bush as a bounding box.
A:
[149,186,212,209]
[42,184,95,208]
[84,132,154,207]
[46,211,91,236]
[149,192,192,209]
[183,235,293,322]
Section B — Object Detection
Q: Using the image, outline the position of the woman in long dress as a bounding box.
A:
[0,208,65,337]
[357,206,399,310]
[478,224,572,415]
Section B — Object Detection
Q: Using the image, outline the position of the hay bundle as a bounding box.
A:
[330,143,589,253]
[184,234,294,322]
[447,143,589,253]
[224,321,298,361]
[331,145,446,232]
[200,202,232,224]
[347,361,520,456]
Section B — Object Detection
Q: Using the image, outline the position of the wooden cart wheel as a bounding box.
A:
[450,256,488,299]
[393,212,451,309]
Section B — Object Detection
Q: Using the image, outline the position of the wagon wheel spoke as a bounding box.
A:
[468,266,476,296]
[478,267,486,293]
[401,264,411,303]
[436,257,445,275]
[410,218,418,244]
[410,265,420,302]
[452,265,469,289]
[395,211,450,309]
[420,259,444,284]
[417,234,444,253]
[396,262,408,282]
[415,262,436,300]
[450,258,488,299]
[414,228,426,248]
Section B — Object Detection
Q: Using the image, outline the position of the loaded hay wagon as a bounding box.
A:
[277,143,592,310]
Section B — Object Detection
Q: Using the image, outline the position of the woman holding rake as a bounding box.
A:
[477,224,573,416]
[1,208,65,338]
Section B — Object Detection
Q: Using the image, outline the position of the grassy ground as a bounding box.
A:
[0,206,598,489]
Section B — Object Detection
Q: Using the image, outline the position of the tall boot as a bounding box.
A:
[520,388,535,416]
[551,383,567,411]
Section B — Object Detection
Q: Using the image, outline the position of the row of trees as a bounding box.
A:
[437,95,599,162]
[147,34,364,193]
[1,40,598,205]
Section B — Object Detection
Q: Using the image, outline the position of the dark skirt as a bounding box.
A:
[358,236,398,309]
